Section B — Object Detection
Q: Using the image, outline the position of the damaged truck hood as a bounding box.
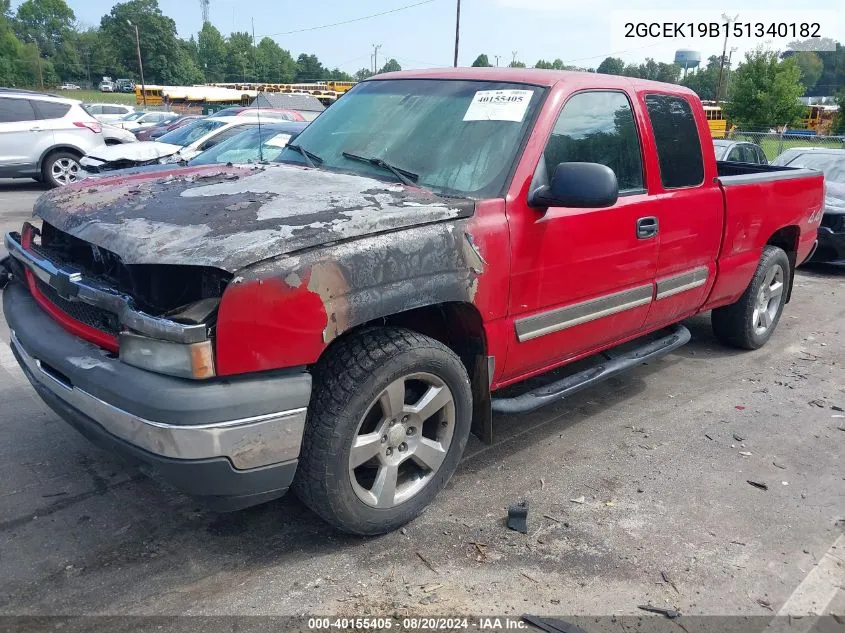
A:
[33,163,475,273]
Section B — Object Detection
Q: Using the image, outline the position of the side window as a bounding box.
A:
[544,91,644,193]
[33,101,71,120]
[644,94,704,188]
[0,98,38,123]
[104,106,123,115]
[87,105,103,115]
[755,147,767,165]
[726,147,742,162]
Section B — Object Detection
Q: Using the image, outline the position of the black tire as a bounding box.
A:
[41,151,82,188]
[712,245,791,350]
[293,327,473,535]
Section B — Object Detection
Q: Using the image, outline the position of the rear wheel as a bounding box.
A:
[293,328,472,535]
[42,151,82,188]
[712,245,790,350]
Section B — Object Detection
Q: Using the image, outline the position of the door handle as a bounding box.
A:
[29,126,44,132]
[636,216,659,239]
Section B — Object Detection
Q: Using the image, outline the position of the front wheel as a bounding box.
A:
[712,245,790,350]
[42,151,82,188]
[293,328,473,535]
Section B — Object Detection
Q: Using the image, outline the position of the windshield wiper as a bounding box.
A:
[341,152,419,187]
[286,143,323,168]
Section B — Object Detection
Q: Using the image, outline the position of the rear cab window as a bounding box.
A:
[644,94,704,188]
[542,90,644,194]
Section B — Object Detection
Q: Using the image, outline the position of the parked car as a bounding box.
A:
[81,116,270,171]
[60,83,80,91]
[98,80,114,93]
[187,121,308,166]
[115,79,136,94]
[0,90,104,187]
[1,69,824,535]
[134,114,204,141]
[100,123,138,146]
[85,103,135,123]
[773,147,845,264]
[713,139,768,164]
[112,111,178,130]
[81,122,309,181]
[212,106,306,122]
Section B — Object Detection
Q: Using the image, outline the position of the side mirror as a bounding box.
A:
[529,162,619,209]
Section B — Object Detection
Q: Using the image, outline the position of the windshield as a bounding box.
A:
[121,112,145,121]
[784,153,845,184]
[276,79,545,197]
[189,124,306,166]
[158,119,226,147]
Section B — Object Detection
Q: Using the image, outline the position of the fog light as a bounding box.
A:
[119,332,215,379]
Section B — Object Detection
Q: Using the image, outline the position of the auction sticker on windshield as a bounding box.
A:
[463,90,534,122]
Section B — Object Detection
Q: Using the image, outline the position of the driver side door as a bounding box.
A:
[502,89,661,382]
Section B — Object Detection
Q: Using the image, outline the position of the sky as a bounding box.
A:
[36,0,845,74]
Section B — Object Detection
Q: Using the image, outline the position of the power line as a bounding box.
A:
[260,0,437,38]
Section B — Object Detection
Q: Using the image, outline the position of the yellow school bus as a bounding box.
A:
[703,105,728,138]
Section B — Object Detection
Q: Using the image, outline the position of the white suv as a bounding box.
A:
[0,90,105,187]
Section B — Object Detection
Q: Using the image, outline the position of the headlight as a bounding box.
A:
[119,332,215,379]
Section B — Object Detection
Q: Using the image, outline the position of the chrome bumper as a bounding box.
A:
[4,230,205,344]
[11,330,308,469]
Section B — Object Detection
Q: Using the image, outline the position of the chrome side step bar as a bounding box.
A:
[491,325,691,414]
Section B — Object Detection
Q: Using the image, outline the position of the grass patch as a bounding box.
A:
[55,89,139,106]
[730,133,845,160]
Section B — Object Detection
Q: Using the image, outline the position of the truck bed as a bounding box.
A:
[716,160,816,184]
[704,161,825,311]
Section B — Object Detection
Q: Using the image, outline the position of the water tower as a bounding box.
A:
[674,49,701,78]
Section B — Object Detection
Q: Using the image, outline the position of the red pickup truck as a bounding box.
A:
[1,69,824,535]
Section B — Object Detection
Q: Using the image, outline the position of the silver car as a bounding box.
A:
[0,90,106,187]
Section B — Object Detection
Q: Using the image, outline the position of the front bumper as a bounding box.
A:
[3,282,312,510]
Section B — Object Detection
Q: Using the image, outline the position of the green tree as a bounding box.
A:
[255,36,295,83]
[790,51,823,92]
[100,0,183,84]
[534,59,553,69]
[471,53,491,67]
[225,31,255,82]
[833,89,845,134]
[723,49,805,129]
[378,58,401,74]
[197,22,226,82]
[14,0,75,58]
[681,55,722,100]
[77,27,122,86]
[354,67,373,81]
[295,53,324,81]
[788,38,844,97]
[597,57,624,75]
[508,60,525,68]
[325,67,353,81]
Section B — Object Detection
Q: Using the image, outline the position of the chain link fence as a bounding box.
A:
[726,130,845,161]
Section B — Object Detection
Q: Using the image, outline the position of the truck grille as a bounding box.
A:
[33,277,121,336]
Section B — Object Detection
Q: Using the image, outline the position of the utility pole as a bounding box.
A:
[372,43,382,74]
[725,46,738,97]
[453,0,461,67]
[127,20,147,108]
[714,13,738,103]
[494,55,500,67]
[511,50,518,67]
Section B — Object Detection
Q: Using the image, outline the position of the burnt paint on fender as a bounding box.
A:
[215,200,510,377]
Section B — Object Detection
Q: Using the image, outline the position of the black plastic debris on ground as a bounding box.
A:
[522,614,588,633]
[507,501,529,534]
[637,605,680,619]
[747,480,769,491]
